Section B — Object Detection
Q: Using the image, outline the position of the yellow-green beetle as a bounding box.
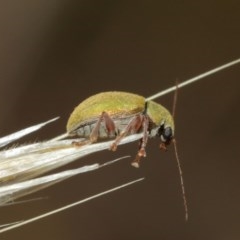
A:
[67,91,174,167]
[66,91,188,220]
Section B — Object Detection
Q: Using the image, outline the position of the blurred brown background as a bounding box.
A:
[1,1,240,240]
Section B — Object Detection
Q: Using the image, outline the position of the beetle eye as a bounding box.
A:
[163,127,172,141]
[158,126,173,143]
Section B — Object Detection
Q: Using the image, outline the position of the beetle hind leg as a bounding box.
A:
[110,114,144,151]
[90,111,116,142]
[131,115,149,168]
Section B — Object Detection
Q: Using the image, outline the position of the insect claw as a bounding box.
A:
[131,154,141,168]
[110,143,117,151]
[159,142,167,151]
[72,140,90,147]
[89,135,98,143]
[138,148,146,157]
[131,161,140,168]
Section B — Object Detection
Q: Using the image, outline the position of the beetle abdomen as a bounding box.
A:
[70,115,140,139]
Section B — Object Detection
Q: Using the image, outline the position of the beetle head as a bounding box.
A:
[157,121,174,150]
[145,100,175,149]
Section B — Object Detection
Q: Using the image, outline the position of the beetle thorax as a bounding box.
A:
[146,101,174,130]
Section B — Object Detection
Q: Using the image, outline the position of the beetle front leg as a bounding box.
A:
[90,111,116,142]
[131,115,149,168]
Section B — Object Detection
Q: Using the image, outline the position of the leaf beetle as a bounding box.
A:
[67,91,174,167]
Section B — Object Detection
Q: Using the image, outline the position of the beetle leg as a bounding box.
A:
[110,114,144,151]
[131,115,149,168]
[72,139,92,147]
[103,112,117,137]
[159,142,167,151]
[90,111,116,142]
[139,115,149,156]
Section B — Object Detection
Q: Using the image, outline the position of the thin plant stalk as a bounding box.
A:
[146,58,240,101]
[0,178,144,234]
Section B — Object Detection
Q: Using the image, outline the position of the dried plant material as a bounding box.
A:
[0,178,144,234]
[0,134,142,186]
[0,117,59,148]
[0,156,129,205]
[0,126,142,205]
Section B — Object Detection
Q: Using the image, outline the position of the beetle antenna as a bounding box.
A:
[171,80,188,220]
[172,138,188,221]
[172,80,179,119]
